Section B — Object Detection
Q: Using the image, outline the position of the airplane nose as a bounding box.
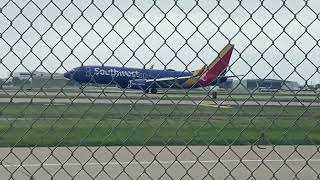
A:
[64,72,71,79]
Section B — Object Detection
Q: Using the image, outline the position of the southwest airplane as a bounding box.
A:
[64,44,235,93]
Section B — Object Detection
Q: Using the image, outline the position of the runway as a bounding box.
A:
[1,97,320,107]
[0,89,319,102]
[1,146,319,180]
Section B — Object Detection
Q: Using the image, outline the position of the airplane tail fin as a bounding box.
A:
[198,44,234,85]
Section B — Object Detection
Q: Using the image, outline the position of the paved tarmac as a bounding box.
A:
[0,89,319,102]
[0,145,319,180]
[0,90,319,179]
[0,97,320,107]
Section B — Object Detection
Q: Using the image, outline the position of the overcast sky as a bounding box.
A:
[0,0,320,84]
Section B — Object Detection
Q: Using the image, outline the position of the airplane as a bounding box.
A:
[64,44,235,94]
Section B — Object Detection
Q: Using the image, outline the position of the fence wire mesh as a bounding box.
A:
[0,0,320,179]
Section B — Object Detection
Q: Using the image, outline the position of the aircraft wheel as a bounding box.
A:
[150,88,157,94]
[212,91,217,99]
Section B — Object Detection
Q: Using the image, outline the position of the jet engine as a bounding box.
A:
[128,79,147,89]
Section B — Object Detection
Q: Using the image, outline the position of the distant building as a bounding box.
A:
[218,79,233,90]
[224,79,300,92]
[242,79,299,91]
[12,71,67,88]
[13,71,63,79]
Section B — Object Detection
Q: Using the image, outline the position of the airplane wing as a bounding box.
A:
[145,76,192,89]
[145,75,240,88]
[218,75,239,78]
[130,74,240,89]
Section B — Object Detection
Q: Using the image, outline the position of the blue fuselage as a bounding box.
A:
[64,66,192,88]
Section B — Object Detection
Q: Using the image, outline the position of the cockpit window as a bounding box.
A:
[70,68,77,72]
[165,69,175,71]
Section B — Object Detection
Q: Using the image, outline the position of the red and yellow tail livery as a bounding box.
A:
[183,44,234,88]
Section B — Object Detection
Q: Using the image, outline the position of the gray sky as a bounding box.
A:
[0,0,320,84]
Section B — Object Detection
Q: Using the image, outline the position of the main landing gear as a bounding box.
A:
[212,91,217,99]
[144,88,157,94]
[150,88,157,94]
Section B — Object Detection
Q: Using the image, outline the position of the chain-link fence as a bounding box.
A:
[1,0,320,179]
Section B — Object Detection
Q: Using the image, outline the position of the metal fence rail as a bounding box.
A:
[0,0,320,179]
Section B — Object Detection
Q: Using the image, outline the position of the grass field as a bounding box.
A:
[0,103,319,146]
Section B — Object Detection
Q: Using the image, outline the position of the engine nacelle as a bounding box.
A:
[217,77,228,83]
[128,79,147,89]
